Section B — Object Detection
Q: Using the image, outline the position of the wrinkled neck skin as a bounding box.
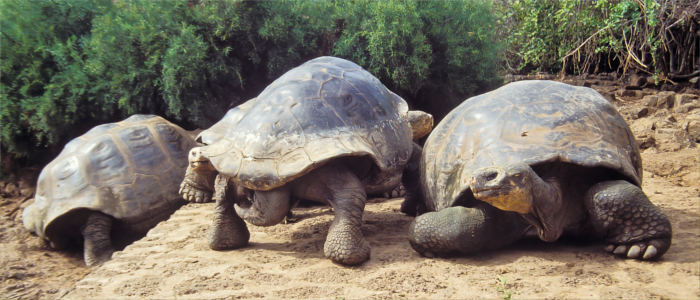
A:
[523,176,567,242]
[234,186,291,227]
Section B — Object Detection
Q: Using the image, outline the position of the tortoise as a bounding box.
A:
[22,115,196,266]
[179,56,432,265]
[406,80,672,260]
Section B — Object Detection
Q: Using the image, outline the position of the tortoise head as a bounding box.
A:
[188,147,216,173]
[406,110,433,140]
[469,163,565,242]
[469,163,534,215]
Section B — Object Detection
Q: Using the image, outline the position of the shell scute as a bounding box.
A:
[85,137,131,186]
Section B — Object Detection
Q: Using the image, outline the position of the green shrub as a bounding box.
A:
[1,0,502,173]
[1,0,112,165]
[497,0,695,77]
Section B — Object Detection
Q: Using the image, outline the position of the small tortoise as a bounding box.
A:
[179,56,432,265]
[23,115,196,266]
[407,80,671,260]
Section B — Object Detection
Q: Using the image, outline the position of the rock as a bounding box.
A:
[656,91,676,109]
[637,135,656,149]
[674,94,699,113]
[2,182,19,197]
[686,118,700,143]
[617,89,641,98]
[643,95,659,107]
[636,107,651,119]
[629,118,656,149]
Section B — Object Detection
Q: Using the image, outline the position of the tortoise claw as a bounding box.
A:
[642,245,658,260]
[627,245,641,258]
[613,245,628,255]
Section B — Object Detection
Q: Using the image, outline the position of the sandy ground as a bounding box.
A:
[1,78,698,299]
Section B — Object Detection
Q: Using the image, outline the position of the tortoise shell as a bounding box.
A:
[422,80,642,211]
[22,115,196,241]
[198,56,413,190]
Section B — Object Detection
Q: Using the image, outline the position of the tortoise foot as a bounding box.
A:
[208,213,250,250]
[604,237,669,260]
[586,180,672,260]
[324,223,370,265]
[409,205,528,257]
[179,178,212,203]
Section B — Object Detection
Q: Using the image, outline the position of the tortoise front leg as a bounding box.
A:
[585,180,672,260]
[208,174,250,250]
[81,211,114,266]
[179,147,217,203]
[409,203,528,257]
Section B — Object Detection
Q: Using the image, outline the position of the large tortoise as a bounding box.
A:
[23,115,196,266]
[407,80,672,260]
[179,56,432,265]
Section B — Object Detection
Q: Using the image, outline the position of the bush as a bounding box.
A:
[497,0,699,78]
[1,0,113,168]
[332,0,501,117]
[1,0,502,174]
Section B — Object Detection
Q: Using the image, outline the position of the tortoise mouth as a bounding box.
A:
[190,159,215,172]
[471,186,510,199]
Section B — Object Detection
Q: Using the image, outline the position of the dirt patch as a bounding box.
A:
[1,77,698,299]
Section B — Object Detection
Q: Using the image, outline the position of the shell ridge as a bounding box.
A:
[144,119,177,170]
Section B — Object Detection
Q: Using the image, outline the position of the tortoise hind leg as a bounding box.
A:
[81,212,114,266]
[585,180,672,260]
[409,203,528,257]
[314,163,370,265]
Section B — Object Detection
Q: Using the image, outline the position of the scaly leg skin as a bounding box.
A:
[208,174,250,250]
[320,164,371,265]
[82,212,114,266]
[585,180,672,260]
[400,143,425,216]
[409,203,528,257]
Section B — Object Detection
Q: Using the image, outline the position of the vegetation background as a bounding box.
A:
[1,0,697,175]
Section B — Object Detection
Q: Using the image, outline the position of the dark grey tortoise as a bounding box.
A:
[23,115,196,266]
[179,56,432,265]
[407,80,671,260]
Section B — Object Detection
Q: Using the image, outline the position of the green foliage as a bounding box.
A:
[333,0,432,94]
[1,0,112,161]
[416,0,501,108]
[497,0,690,76]
[496,276,513,300]
[1,0,502,170]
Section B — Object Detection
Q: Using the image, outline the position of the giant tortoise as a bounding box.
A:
[179,56,432,265]
[23,115,196,266]
[407,80,671,260]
